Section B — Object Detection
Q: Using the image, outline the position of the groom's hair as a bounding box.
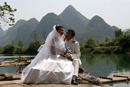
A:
[68,29,75,37]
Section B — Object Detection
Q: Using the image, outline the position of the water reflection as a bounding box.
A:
[81,54,130,78]
[0,66,26,74]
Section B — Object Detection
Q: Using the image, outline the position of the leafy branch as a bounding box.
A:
[0,2,17,26]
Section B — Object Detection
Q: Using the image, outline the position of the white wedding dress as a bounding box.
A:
[19,25,74,84]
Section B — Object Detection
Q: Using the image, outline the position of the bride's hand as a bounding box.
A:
[72,39,76,43]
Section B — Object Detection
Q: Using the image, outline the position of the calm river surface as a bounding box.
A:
[0,54,130,87]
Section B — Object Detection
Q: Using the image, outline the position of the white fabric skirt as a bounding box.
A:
[22,54,74,84]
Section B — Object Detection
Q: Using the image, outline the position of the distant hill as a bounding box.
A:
[35,13,72,42]
[59,5,89,31]
[0,20,26,47]
[0,27,5,37]
[14,18,39,47]
[76,15,116,42]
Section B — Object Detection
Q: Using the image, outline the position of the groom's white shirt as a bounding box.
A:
[65,39,83,69]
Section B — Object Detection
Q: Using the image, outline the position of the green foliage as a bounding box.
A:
[91,48,105,54]
[91,46,121,54]
[124,29,130,35]
[0,49,4,54]
[114,29,123,37]
[14,47,25,54]
[18,40,24,48]
[26,41,42,54]
[0,2,17,26]
[98,42,105,47]
[3,45,15,54]
[105,36,110,43]
[84,37,96,51]
[117,34,130,53]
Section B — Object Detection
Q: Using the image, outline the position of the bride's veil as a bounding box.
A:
[20,25,65,82]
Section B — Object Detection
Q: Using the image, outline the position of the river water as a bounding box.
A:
[0,54,130,87]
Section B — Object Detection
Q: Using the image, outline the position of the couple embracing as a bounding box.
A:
[19,25,83,85]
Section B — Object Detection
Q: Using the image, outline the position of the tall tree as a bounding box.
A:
[18,40,24,48]
[105,36,110,43]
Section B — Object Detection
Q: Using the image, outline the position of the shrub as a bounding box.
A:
[26,41,42,54]
[3,45,15,54]
[14,47,25,54]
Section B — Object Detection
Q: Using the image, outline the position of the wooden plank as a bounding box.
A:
[5,74,13,80]
[98,75,129,83]
[0,64,14,67]
[113,75,129,79]
[97,78,112,83]
[120,75,130,79]
[0,76,5,81]
[111,77,128,82]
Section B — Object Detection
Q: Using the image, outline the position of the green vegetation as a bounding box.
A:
[3,45,15,54]
[0,2,16,26]
[0,40,42,54]
[26,41,42,54]
[81,29,130,54]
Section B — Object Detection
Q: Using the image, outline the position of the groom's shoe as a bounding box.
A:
[71,75,78,85]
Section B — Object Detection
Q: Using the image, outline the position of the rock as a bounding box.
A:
[78,70,103,86]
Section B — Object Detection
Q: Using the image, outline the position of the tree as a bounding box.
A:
[18,40,24,48]
[117,34,130,52]
[105,36,110,43]
[114,29,123,37]
[3,45,15,54]
[0,2,16,26]
[84,37,96,51]
[26,41,42,54]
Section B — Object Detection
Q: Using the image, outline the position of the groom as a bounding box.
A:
[65,29,83,85]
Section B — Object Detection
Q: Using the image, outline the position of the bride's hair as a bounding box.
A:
[56,25,64,31]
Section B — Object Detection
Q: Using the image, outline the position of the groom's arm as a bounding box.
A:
[70,41,81,60]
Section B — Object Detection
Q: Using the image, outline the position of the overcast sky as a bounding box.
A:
[0,0,130,30]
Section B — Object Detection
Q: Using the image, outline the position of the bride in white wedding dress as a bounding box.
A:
[18,25,74,84]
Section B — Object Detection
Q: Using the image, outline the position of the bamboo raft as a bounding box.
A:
[97,75,130,83]
[0,59,32,67]
[0,73,21,81]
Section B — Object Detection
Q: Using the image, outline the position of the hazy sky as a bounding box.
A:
[0,0,130,30]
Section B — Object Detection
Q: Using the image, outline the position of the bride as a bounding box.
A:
[18,25,74,84]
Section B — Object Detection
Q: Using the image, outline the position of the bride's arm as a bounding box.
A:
[51,39,56,54]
